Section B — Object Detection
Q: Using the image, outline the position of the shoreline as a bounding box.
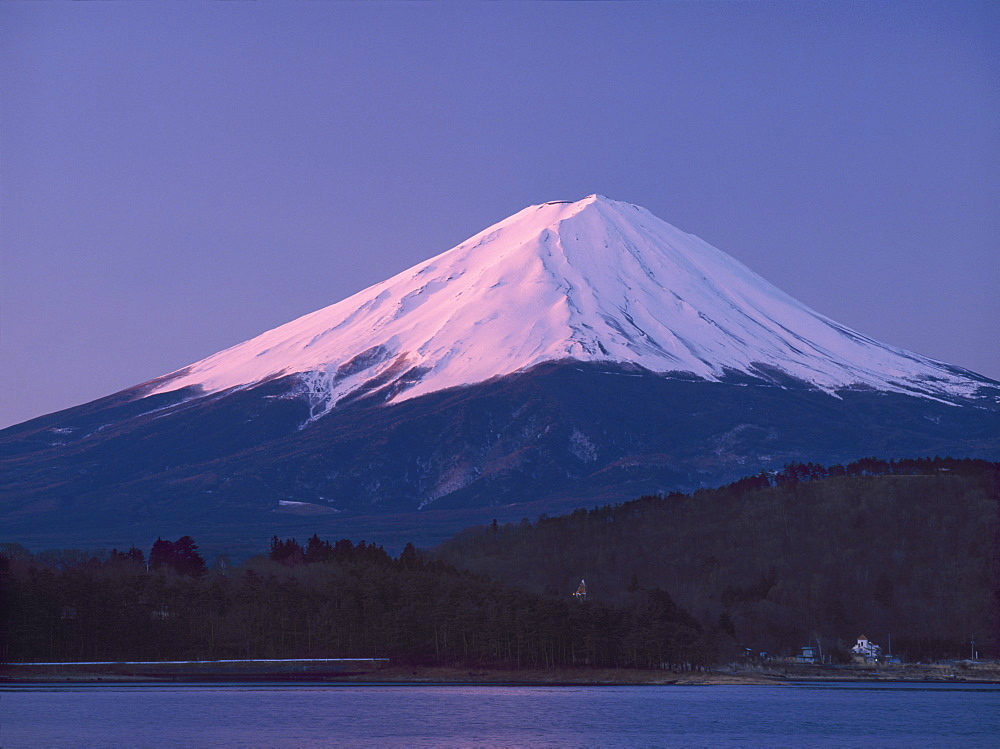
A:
[4,662,998,686]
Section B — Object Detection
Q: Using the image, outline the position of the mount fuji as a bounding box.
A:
[148,195,987,409]
[3,196,998,551]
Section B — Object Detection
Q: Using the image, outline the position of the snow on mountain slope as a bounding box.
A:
[148,195,987,417]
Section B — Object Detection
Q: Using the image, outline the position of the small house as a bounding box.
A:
[851,634,881,663]
[795,645,820,664]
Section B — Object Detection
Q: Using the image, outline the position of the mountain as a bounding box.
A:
[147,195,988,409]
[2,196,998,553]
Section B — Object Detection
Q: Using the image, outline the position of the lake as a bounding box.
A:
[3,681,998,747]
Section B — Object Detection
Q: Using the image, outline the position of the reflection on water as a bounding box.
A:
[3,682,999,747]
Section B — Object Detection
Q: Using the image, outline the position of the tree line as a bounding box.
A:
[722,456,996,495]
[0,535,720,670]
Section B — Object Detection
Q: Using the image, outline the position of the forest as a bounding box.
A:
[435,458,1000,661]
[2,457,996,669]
[0,535,717,670]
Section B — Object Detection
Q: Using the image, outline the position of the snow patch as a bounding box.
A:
[569,428,598,462]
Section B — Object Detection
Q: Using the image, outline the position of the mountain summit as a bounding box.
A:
[150,195,985,418]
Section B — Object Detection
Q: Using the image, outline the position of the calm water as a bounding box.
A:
[2,681,998,747]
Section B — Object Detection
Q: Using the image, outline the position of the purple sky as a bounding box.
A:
[2,1,998,429]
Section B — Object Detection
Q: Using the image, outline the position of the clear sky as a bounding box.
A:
[2,1,998,429]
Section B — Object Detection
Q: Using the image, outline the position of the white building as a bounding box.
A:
[851,635,881,661]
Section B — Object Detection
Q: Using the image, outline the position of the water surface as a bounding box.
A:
[3,681,997,747]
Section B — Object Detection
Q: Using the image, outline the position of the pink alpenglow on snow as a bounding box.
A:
[148,196,986,420]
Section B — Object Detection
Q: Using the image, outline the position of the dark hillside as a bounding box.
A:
[4,363,998,555]
[433,459,1000,660]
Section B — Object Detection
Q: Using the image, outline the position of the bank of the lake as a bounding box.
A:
[366,661,1000,686]
[5,660,999,686]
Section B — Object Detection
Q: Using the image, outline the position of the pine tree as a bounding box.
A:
[172,536,207,577]
[149,537,175,570]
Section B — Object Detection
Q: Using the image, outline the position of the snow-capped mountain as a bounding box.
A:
[3,195,998,552]
[148,195,987,418]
